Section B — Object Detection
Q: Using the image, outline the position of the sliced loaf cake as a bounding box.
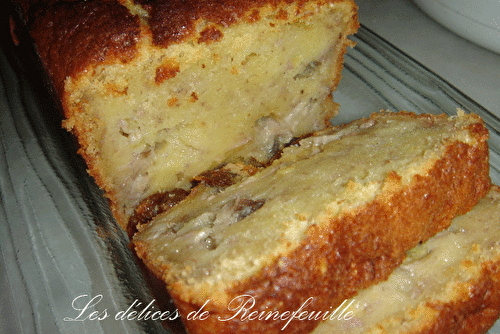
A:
[133,111,491,334]
[314,186,500,334]
[14,0,359,229]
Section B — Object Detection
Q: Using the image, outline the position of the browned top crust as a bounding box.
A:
[15,0,355,95]
[137,0,337,47]
[17,0,141,95]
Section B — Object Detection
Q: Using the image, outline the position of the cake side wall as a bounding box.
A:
[166,135,491,334]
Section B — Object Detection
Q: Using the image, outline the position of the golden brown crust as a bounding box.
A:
[312,186,500,334]
[421,261,500,334]
[24,0,141,96]
[139,0,357,47]
[147,130,491,334]
[17,0,358,97]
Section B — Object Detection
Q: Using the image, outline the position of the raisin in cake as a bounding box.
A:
[12,0,359,229]
[314,186,500,334]
[133,111,491,334]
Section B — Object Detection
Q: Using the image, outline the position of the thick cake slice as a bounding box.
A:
[133,111,491,334]
[14,0,359,229]
[313,186,500,334]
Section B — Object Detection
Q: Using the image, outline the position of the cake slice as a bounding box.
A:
[14,0,359,229]
[313,186,500,334]
[133,111,491,334]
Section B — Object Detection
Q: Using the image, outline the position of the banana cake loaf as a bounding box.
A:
[133,111,491,334]
[314,186,500,334]
[11,0,359,229]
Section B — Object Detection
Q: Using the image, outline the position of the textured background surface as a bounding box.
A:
[356,0,500,118]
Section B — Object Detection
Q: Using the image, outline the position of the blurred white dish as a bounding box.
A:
[413,0,500,54]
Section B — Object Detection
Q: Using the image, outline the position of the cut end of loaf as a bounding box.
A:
[54,0,359,229]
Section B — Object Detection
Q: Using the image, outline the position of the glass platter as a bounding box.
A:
[1,24,500,334]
